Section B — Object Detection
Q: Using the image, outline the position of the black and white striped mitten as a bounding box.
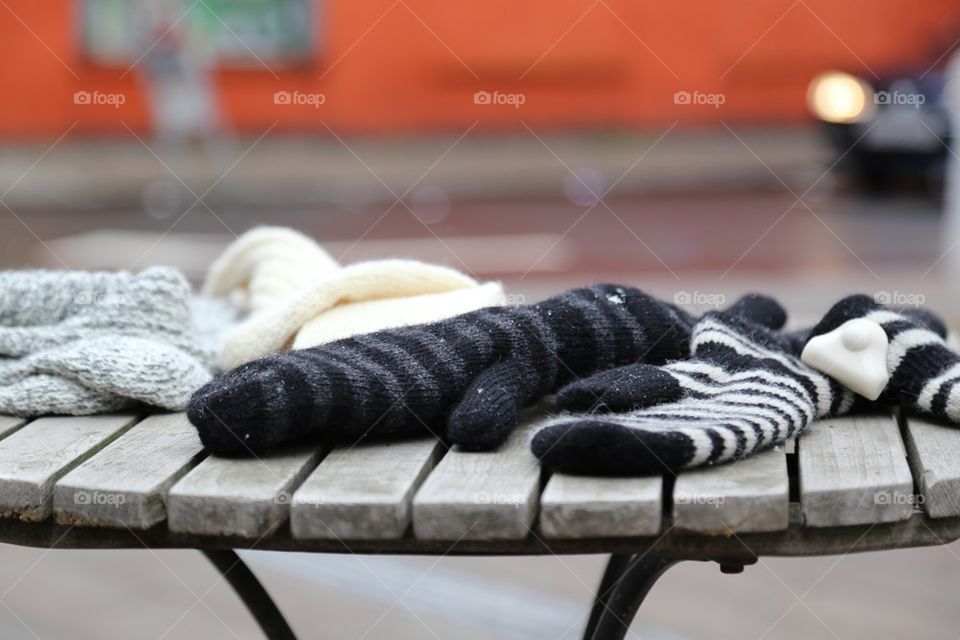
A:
[532,308,856,476]
[805,294,958,424]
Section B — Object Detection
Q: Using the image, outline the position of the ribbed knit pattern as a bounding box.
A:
[203,226,507,369]
[532,309,854,476]
[188,284,718,455]
[808,295,960,423]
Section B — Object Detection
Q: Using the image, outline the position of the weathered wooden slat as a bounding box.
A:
[53,413,205,528]
[540,474,661,538]
[167,444,324,537]
[902,415,960,518]
[0,415,137,521]
[799,415,914,527]
[673,448,789,534]
[0,416,27,440]
[412,415,543,541]
[291,439,442,540]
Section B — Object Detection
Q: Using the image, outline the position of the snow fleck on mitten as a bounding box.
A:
[532,308,856,476]
[0,267,214,415]
[805,294,960,424]
[189,285,696,454]
[189,286,786,455]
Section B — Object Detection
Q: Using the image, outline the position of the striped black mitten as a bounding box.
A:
[188,285,784,455]
[805,294,958,423]
[532,307,857,476]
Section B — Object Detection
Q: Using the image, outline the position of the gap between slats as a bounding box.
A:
[798,413,915,528]
[0,414,142,521]
[53,413,208,529]
[897,409,960,519]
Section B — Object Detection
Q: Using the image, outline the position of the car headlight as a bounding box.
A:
[807,72,875,124]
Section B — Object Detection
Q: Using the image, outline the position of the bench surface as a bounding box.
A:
[0,408,959,559]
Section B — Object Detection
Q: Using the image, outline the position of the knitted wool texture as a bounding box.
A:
[189,285,781,455]
[0,266,213,415]
[807,295,960,423]
[532,305,855,476]
[204,227,506,369]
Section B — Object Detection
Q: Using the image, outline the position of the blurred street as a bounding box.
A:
[5,180,952,322]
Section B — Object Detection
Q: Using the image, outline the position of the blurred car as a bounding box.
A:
[808,67,952,191]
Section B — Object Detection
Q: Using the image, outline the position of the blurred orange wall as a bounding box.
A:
[1,0,959,137]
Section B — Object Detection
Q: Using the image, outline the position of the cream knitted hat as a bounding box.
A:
[204,227,507,370]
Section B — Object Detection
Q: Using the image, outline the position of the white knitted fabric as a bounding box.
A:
[292,282,506,348]
[205,227,507,370]
[202,226,341,312]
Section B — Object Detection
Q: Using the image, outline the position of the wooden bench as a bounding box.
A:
[1,407,959,640]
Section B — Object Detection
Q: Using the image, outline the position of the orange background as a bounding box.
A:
[2,0,960,137]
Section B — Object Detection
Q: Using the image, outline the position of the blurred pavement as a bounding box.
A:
[0,128,829,212]
[0,542,957,639]
[10,190,955,325]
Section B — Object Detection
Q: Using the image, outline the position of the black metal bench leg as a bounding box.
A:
[202,549,298,640]
[584,554,683,640]
[583,554,633,639]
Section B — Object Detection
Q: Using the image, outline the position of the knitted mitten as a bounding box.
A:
[0,267,213,415]
[805,295,959,423]
[188,286,784,455]
[532,307,856,476]
[0,267,208,358]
